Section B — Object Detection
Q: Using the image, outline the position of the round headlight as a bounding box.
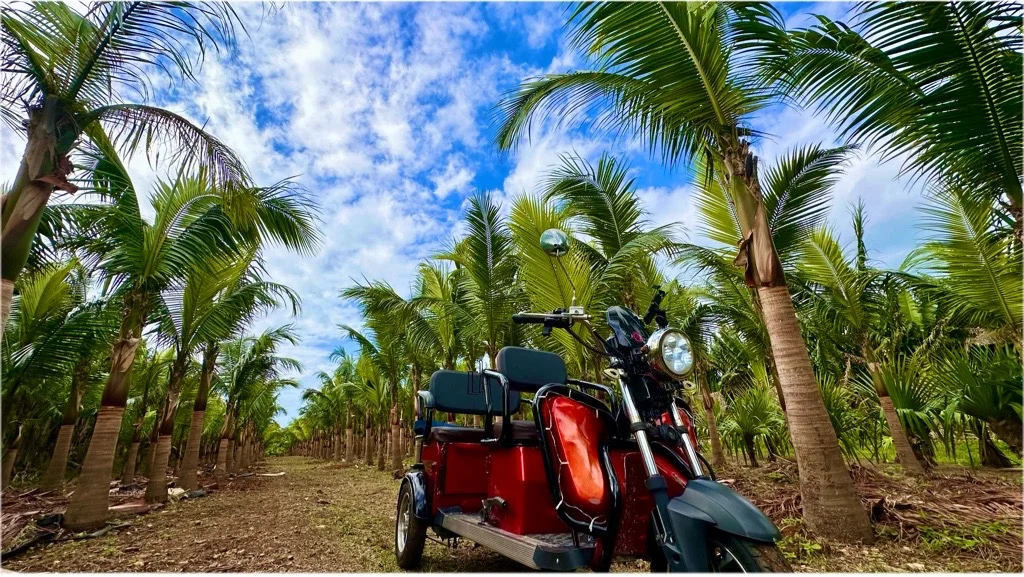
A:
[646,328,693,379]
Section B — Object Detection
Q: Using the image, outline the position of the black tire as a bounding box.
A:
[395,482,427,569]
[648,520,791,572]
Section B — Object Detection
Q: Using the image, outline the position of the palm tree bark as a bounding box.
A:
[121,441,140,485]
[758,285,873,542]
[698,374,727,470]
[64,406,124,530]
[1,97,68,334]
[364,416,373,466]
[345,401,355,463]
[390,404,402,472]
[215,438,230,480]
[41,425,75,491]
[878,396,925,475]
[42,359,88,491]
[179,345,217,491]
[144,433,173,503]
[66,297,145,531]
[1,424,23,489]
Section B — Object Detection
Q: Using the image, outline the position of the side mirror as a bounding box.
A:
[540,229,570,257]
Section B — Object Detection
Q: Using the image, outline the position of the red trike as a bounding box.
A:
[394,230,787,572]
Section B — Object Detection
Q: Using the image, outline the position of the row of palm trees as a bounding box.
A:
[1,1,319,532]
[288,0,1021,546]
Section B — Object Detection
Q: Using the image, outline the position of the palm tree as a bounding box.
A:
[57,152,246,529]
[214,327,300,477]
[774,2,1022,241]
[119,347,172,485]
[544,153,678,313]
[797,215,927,474]
[0,2,249,328]
[0,260,115,489]
[437,193,524,368]
[145,253,299,501]
[494,3,872,541]
[915,186,1022,348]
[337,291,407,472]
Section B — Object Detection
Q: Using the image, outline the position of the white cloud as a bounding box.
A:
[0,1,931,424]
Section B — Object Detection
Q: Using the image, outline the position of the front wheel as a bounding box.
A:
[649,526,791,572]
[395,482,427,569]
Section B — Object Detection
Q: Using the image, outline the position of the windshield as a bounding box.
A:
[605,306,649,349]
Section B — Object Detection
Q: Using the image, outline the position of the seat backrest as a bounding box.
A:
[429,370,520,415]
[495,346,567,392]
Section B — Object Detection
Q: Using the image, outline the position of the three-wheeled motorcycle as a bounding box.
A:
[394,229,789,572]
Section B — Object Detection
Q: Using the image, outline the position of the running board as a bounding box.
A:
[437,510,595,571]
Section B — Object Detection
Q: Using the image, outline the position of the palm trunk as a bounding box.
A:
[1,424,23,490]
[743,435,759,468]
[364,416,373,466]
[377,428,387,471]
[178,411,204,491]
[878,396,925,475]
[758,285,873,542]
[65,296,145,532]
[179,344,217,491]
[699,375,726,470]
[40,424,75,491]
[215,438,229,479]
[722,144,871,542]
[0,279,13,340]
[1,96,69,335]
[120,441,140,485]
[390,404,402,472]
[63,406,124,531]
[144,434,173,503]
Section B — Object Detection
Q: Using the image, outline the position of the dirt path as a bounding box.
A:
[3,457,543,572]
[4,457,1020,572]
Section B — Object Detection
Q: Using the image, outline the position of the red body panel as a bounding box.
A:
[422,430,692,559]
[608,448,687,556]
[486,446,568,535]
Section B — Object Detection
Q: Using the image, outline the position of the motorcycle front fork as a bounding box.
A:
[618,377,707,571]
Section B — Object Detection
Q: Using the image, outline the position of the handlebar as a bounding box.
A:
[511,310,592,328]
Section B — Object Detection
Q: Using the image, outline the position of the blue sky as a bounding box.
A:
[0,1,928,424]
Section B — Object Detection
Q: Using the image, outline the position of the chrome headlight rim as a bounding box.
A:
[645,327,693,379]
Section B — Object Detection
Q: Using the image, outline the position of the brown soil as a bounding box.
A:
[2,456,1021,572]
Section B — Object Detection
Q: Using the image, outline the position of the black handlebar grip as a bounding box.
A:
[512,313,538,324]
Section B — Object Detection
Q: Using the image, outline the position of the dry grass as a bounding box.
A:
[3,456,1021,572]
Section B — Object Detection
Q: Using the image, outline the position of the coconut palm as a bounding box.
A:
[214,326,300,477]
[337,293,407,472]
[774,2,1022,240]
[436,193,524,368]
[145,253,299,501]
[119,347,172,485]
[0,2,249,328]
[494,3,872,539]
[54,146,249,529]
[1,259,115,488]
[914,186,1022,348]
[797,214,927,474]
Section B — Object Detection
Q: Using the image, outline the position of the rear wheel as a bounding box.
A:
[648,522,790,572]
[395,482,427,569]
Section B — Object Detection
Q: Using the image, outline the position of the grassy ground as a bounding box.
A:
[3,456,1021,572]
